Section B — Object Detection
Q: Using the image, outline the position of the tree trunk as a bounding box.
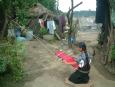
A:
[101,0,111,65]
[1,11,9,39]
[67,1,83,48]
[68,0,74,48]
[0,6,5,37]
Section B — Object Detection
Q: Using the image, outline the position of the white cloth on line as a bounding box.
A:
[47,20,56,34]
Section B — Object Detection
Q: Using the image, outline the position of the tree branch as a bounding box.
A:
[67,1,83,25]
[67,2,83,17]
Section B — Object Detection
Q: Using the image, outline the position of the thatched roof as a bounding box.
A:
[29,3,54,17]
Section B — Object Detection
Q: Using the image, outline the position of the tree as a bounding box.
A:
[0,0,56,39]
[38,0,56,11]
[67,1,82,47]
[0,0,38,38]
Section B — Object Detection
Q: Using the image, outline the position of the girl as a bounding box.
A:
[64,42,91,84]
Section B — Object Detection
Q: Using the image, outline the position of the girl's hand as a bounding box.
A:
[73,67,79,71]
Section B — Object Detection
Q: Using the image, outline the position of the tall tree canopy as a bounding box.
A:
[0,0,56,38]
[38,0,56,11]
[0,0,38,38]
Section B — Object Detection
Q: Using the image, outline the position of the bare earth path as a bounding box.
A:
[1,30,114,87]
[22,30,115,87]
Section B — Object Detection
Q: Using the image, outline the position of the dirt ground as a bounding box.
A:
[1,29,115,87]
[21,30,115,87]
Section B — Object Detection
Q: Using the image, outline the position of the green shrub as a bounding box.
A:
[111,45,115,60]
[39,27,48,38]
[0,56,8,73]
[0,40,26,81]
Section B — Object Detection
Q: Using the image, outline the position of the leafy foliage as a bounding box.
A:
[0,56,8,73]
[16,9,29,26]
[0,40,26,80]
[111,45,115,60]
[0,0,57,30]
[0,0,57,29]
[39,27,48,38]
[0,0,57,80]
[38,0,56,11]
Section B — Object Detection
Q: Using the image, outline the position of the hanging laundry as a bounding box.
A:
[39,19,44,28]
[47,20,56,34]
[59,15,66,33]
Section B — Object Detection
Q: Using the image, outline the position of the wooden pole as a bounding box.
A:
[67,1,83,48]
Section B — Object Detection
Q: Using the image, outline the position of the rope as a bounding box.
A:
[11,20,57,56]
[10,20,74,60]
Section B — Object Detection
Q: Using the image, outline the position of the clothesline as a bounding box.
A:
[11,20,57,56]
[11,19,74,58]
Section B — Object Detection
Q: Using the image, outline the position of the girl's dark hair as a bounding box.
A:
[78,42,87,51]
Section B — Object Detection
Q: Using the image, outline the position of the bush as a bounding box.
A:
[39,27,48,38]
[0,56,8,73]
[0,40,26,80]
[111,45,115,60]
